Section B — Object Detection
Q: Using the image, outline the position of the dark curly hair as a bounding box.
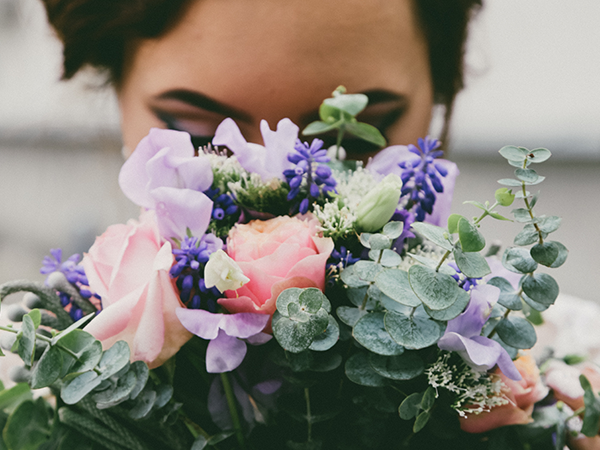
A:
[41,0,481,140]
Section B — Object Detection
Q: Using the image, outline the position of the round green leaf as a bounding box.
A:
[375,269,421,307]
[336,306,366,327]
[453,247,491,278]
[495,316,537,349]
[423,289,470,321]
[368,234,392,251]
[369,352,424,381]
[413,410,430,433]
[369,249,402,267]
[399,392,423,420]
[353,312,404,356]
[502,247,538,274]
[522,273,559,306]
[487,277,522,310]
[447,214,466,234]
[309,315,340,352]
[408,265,460,311]
[549,241,568,268]
[522,292,551,312]
[354,261,383,282]
[384,311,444,350]
[129,387,157,420]
[302,121,338,135]
[324,93,369,116]
[530,242,560,267]
[411,222,453,251]
[345,352,386,387]
[93,369,138,407]
[538,216,562,233]
[515,168,542,184]
[340,265,370,288]
[17,315,36,366]
[499,145,529,161]
[383,221,404,239]
[128,361,149,400]
[31,346,63,389]
[529,148,552,163]
[494,188,515,206]
[514,224,542,246]
[345,121,386,147]
[3,399,50,450]
[98,341,131,380]
[298,288,324,314]
[276,288,303,317]
[458,219,485,252]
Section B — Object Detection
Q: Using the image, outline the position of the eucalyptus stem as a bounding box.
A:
[220,372,246,450]
[521,160,544,244]
[473,201,499,225]
[435,250,451,272]
[304,387,313,442]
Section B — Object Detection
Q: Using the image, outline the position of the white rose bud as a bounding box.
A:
[355,174,403,232]
[204,250,250,293]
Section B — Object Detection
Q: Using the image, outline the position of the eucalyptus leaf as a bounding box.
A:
[31,346,63,389]
[487,277,522,310]
[423,289,470,321]
[191,436,208,450]
[0,383,32,411]
[413,411,430,433]
[447,214,466,234]
[512,208,532,223]
[346,286,376,309]
[3,398,50,450]
[522,273,559,306]
[514,190,531,199]
[129,387,157,420]
[309,315,339,352]
[336,306,367,327]
[410,222,453,251]
[340,265,370,288]
[26,310,41,330]
[384,311,444,350]
[529,148,552,163]
[17,315,36,367]
[530,242,560,267]
[298,288,324,314]
[406,253,456,276]
[93,369,138,407]
[383,221,404,239]
[538,216,562,234]
[502,247,538,274]
[457,219,485,252]
[273,310,329,353]
[398,392,423,420]
[548,241,568,268]
[57,330,102,376]
[353,312,405,356]
[302,121,338,136]
[323,92,369,116]
[345,121,386,147]
[128,361,149,400]
[514,224,545,246]
[353,261,383,283]
[408,265,460,311]
[497,179,523,187]
[368,234,392,251]
[580,375,600,437]
[97,341,130,380]
[276,288,303,317]
[522,292,551,312]
[369,249,402,267]
[369,352,424,381]
[495,316,537,349]
[453,247,491,278]
[499,145,529,161]
[375,269,421,307]
[345,353,386,387]
[51,312,96,346]
[309,352,343,372]
[515,168,541,184]
[61,371,102,404]
[494,188,515,207]
[421,387,436,411]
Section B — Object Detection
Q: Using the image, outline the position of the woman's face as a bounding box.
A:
[118,0,433,161]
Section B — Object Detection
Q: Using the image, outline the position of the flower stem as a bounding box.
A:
[220,372,246,450]
[304,387,313,442]
[435,250,451,272]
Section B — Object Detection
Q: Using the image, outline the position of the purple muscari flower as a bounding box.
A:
[448,262,482,292]
[365,142,459,227]
[284,138,337,214]
[437,284,522,380]
[175,308,272,373]
[204,187,239,221]
[389,209,416,251]
[171,234,223,309]
[327,246,360,273]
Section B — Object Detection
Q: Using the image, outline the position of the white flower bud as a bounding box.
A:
[355,174,402,232]
[204,250,250,293]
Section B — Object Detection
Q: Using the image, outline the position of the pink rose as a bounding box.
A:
[218,215,334,328]
[82,211,192,368]
[460,354,549,433]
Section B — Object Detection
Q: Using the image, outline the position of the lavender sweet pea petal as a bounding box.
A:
[206,329,248,373]
[150,186,213,240]
[169,154,214,192]
[246,332,273,345]
[221,313,270,339]
[438,332,502,371]
[119,128,196,208]
[365,145,408,177]
[213,118,264,173]
[471,336,522,381]
[175,308,222,340]
[445,285,499,338]
[259,118,299,179]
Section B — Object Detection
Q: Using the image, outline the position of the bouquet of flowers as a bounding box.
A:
[0,87,597,450]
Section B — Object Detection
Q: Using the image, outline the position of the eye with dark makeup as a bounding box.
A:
[154,110,216,149]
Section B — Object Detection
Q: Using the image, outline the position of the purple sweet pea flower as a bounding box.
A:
[175,308,271,373]
[437,284,522,381]
[119,128,214,240]
[366,145,459,226]
[212,118,299,182]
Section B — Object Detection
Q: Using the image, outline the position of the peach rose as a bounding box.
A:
[460,354,549,433]
[82,211,192,368]
[218,214,334,326]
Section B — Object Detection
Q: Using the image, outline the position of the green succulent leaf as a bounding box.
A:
[487,277,522,310]
[345,352,386,387]
[399,392,424,420]
[413,410,430,433]
[382,221,404,239]
[423,289,470,321]
[353,261,383,283]
[31,346,63,389]
[411,222,453,251]
[384,311,444,350]
[495,316,537,349]
[514,224,545,246]
[308,315,339,352]
[61,371,102,405]
[447,214,467,234]
[521,273,559,306]
[453,246,491,278]
[528,148,552,163]
[499,145,529,161]
[494,188,515,207]
[375,269,421,307]
[502,247,538,274]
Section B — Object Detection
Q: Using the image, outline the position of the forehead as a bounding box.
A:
[124,0,428,122]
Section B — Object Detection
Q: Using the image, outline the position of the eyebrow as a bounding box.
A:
[154,89,253,123]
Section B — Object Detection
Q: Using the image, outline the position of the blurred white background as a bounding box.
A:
[0,0,598,302]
